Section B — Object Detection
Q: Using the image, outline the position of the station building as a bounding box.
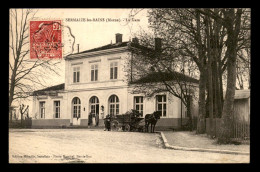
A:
[32,33,199,129]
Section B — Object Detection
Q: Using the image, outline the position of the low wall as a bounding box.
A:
[80,119,105,127]
[156,118,183,128]
[80,119,88,126]
[30,117,196,130]
[155,117,197,130]
[32,119,70,128]
[98,119,105,127]
[32,118,106,128]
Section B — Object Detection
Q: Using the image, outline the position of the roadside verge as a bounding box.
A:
[160,132,249,155]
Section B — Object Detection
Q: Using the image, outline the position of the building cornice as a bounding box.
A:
[62,85,129,93]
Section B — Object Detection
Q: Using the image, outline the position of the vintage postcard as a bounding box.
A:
[9,8,250,163]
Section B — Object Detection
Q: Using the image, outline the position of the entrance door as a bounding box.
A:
[72,97,81,126]
[90,96,99,126]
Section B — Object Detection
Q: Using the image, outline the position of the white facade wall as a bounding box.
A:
[65,51,129,91]
[32,93,66,119]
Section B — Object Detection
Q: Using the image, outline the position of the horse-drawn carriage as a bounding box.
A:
[106,110,145,132]
[104,110,161,133]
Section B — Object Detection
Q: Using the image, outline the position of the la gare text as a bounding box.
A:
[65,18,140,22]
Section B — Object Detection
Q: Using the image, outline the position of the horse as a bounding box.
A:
[144,111,161,133]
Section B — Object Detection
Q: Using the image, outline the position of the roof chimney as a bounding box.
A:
[132,37,139,44]
[115,33,123,44]
[155,38,162,52]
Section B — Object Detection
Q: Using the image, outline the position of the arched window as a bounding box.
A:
[108,95,119,115]
[89,96,99,115]
[72,97,81,118]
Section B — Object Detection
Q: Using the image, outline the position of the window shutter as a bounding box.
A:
[77,71,80,82]
[114,67,118,79]
[95,69,98,81]
[91,70,94,81]
[110,67,113,79]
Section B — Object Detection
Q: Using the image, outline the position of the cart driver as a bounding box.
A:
[104,114,111,131]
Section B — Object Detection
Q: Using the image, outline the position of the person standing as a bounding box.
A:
[88,112,92,126]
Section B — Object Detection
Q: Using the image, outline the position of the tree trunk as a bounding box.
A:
[214,66,220,118]
[217,58,223,117]
[9,72,16,123]
[197,69,207,134]
[207,57,214,138]
[20,105,23,127]
[218,9,242,144]
[212,59,218,118]
[218,53,237,143]
[204,14,214,138]
[9,54,19,112]
[9,74,15,109]
[187,96,193,131]
[217,52,224,114]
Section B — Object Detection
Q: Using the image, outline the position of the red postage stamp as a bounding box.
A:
[30,20,62,59]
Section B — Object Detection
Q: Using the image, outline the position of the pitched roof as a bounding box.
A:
[130,71,199,85]
[65,41,157,60]
[74,41,129,55]
[32,83,65,96]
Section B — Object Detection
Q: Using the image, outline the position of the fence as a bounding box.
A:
[232,98,250,140]
[206,116,250,141]
[232,119,250,141]
[205,94,250,141]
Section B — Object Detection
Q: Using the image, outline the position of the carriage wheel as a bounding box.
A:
[111,120,119,131]
[124,124,130,132]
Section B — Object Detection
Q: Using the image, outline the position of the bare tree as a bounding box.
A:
[139,8,227,135]
[9,9,61,120]
[128,8,250,141]
[218,9,244,143]
[19,104,29,126]
[125,37,199,131]
[197,8,250,143]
